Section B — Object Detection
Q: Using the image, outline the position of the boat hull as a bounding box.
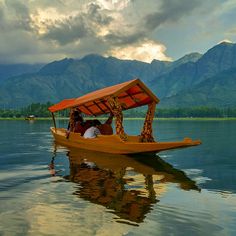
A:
[50,127,201,154]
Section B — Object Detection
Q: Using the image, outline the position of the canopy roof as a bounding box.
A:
[48,78,159,115]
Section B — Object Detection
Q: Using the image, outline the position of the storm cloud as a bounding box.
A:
[0,0,235,64]
[0,0,31,31]
[41,15,91,45]
[143,0,202,30]
[104,0,206,47]
[40,2,113,45]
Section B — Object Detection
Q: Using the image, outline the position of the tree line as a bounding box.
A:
[0,102,54,118]
[124,107,236,118]
[0,102,236,118]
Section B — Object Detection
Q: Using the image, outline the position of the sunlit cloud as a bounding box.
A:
[30,8,67,34]
[0,0,236,63]
[108,40,172,62]
[97,0,130,10]
[218,39,233,44]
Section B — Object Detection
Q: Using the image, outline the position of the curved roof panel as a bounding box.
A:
[48,78,159,115]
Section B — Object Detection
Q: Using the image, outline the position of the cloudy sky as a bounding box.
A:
[0,0,236,64]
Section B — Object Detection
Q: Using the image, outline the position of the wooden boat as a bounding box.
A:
[25,115,35,120]
[48,79,201,154]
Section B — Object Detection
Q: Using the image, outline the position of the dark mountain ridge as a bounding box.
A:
[152,42,236,98]
[160,67,236,108]
[0,63,44,84]
[0,42,236,109]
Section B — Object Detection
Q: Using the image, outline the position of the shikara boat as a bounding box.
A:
[48,79,201,154]
[25,115,35,120]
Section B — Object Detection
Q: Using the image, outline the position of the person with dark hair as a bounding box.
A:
[74,110,83,123]
[83,119,102,139]
[98,113,113,135]
[74,110,87,134]
[66,109,84,138]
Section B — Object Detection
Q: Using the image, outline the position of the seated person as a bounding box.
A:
[83,120,101,139]
[99,114,114,135]
[67,109,83,132]
[74,115,86,134]
[75,119,97,136]
[74,122,86,135]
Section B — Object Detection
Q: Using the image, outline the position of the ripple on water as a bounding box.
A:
[145,203,224,235]
[0,165,51,192]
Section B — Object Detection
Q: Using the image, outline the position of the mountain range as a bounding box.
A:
[0,42,236,109]
[0,63,44,85]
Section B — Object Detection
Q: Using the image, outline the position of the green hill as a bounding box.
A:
[160,67,236,108]
[0,42,236,109]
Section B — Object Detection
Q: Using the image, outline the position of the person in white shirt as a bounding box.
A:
[83,120,101,138]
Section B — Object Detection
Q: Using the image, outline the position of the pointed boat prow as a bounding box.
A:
[183,137,201,145]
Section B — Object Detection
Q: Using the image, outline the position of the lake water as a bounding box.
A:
[0,119,236,236]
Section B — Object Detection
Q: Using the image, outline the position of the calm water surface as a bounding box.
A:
[0,119,236,235]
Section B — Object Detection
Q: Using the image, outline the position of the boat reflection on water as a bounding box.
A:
[52,145,200,225]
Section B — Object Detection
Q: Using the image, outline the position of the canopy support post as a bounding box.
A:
[68,108,75,132]
[107,96,127,141]
[140,101,156,142]
[51,112,56,129]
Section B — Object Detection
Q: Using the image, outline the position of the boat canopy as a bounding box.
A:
[48,79,159,115]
